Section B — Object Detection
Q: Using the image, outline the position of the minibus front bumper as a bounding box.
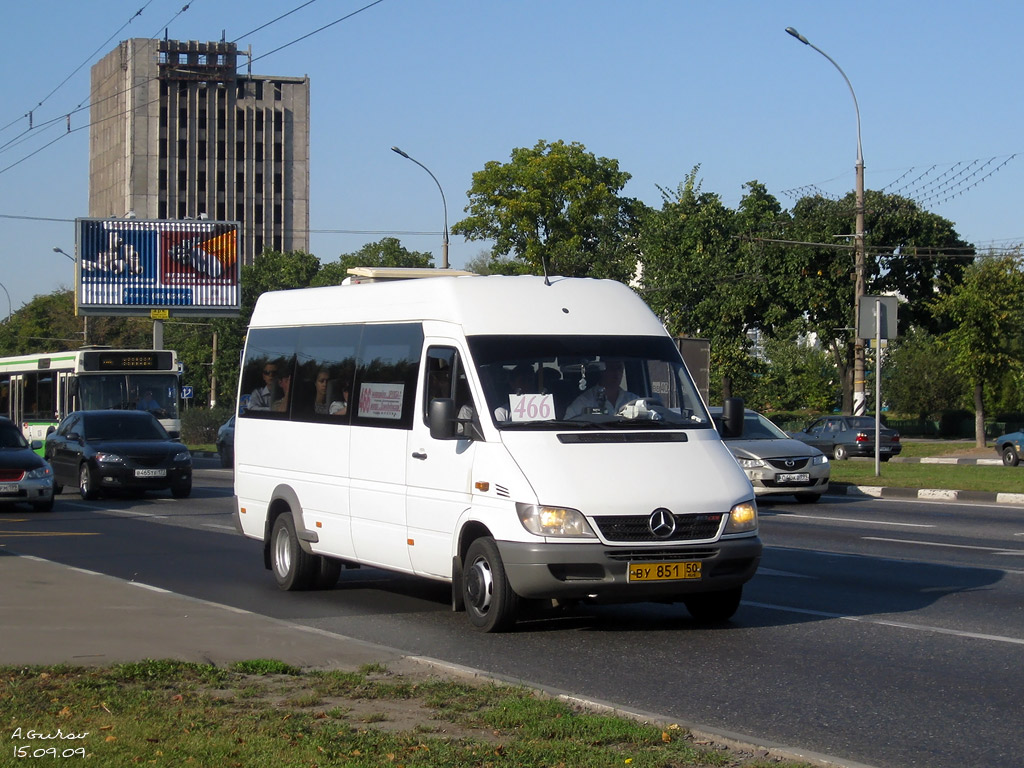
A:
[496,536,762,601]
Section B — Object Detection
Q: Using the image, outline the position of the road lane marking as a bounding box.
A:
[756,568,815,579]
[774,513,935,528]
[0,531,99,537]
[744,600,1024,646]
[203,523,236,531]
[863,536,1024,555]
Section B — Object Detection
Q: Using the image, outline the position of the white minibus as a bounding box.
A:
[233,273,761,631]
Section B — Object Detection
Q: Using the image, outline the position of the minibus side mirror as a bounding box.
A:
[720,397,744,439]
[429,398,456,440]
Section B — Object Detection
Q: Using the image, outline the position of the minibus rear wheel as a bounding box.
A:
[463,537,519,632]
[271,514,316,590]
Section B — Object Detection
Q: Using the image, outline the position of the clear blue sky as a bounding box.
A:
[1,0,1021,316]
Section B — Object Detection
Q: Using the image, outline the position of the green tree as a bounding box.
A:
[930,255,1024,446]
[638,171,779,401]
[882,327,966,419]
[313,237,434,286]
[452,139,641,281]
[748,326,839,412]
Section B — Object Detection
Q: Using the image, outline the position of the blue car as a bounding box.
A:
[995,431,1024,466]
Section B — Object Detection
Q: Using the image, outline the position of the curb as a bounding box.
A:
[891,456,1003,466]
[830,482,1024,505]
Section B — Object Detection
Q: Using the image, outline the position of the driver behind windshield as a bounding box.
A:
[564,359,639,418]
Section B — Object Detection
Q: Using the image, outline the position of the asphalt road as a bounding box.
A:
[2,460,1023,768]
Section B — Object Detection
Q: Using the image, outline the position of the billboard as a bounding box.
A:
[75,218,241,317]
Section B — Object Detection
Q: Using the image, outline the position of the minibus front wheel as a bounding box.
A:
[463,537,519,632]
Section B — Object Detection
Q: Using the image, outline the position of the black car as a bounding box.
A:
[789,415,901,461]
[45,411,192,499]
[216,414,235,468]
[0,417,55,511]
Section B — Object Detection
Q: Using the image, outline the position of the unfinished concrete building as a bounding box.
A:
[89,38,310,264]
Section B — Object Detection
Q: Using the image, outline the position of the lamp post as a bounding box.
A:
[0,280,11,323]
[53,246,88,345]
[786,26,867,416]
[391,146,449,269]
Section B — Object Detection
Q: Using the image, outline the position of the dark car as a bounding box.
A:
[216,414,235,468]
[789,415,901,461]
[994,431,1024,466]
[0,417,55,511]
[45,410,192,500]
[711,407,830,503]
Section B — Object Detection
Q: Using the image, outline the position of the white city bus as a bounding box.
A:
[233,272,760,632]
[0,349,182,446]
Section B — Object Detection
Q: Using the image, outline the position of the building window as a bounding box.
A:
[255,142,263,162]
[198,140,206,160]
[217,171,225,192]
[274,111,283,132]
[236,172,245,193]
[273,173,282,193]
[178,201,188,218]
[274,204,282,224]
[159,169,167,190]
[236,110,245,131]
[255,80,263,100]
[178,170,187,189]
[178,140,187,159]
[197,171,206,192]
[236,203,245,220]
[274,83,282,101]
[255,204,263,224]
[179,108,187,129]
[159,201,167,218]
[236,141,245,160]
[159,138,167,159]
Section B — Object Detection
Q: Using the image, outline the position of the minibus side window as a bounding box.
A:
[351,323,422,430]
[239,327,298,418]
[291,325,360,424]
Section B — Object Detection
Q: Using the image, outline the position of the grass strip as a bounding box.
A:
[0,659,814,767]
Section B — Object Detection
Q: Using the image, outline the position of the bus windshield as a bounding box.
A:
[77,373,180,420]
[467,335,712,430]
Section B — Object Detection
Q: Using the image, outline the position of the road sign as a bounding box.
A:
[182,386,194,400]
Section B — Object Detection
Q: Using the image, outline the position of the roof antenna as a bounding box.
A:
[541,253,551,286]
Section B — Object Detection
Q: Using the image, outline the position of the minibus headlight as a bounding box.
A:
[724,501,758,534]
[516,503,596,538]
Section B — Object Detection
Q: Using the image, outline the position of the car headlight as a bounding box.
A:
[516,503,596,538]
[25,466,52,480]
[173,450,192,463]
[736,457,764,469]
[95,452,124,464]
[724,501,758,534]
[812,454,829,466]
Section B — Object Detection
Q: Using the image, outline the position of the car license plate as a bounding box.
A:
[628,561,702,582]
[777,472,810,484]
[880,446,892,452]
[0,483,19,494]
[134,469,167,478]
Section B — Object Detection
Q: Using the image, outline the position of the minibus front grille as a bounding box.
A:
[593,513,723,543]
[605,547,719,562]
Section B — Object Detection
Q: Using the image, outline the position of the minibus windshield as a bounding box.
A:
[467,335,712,430]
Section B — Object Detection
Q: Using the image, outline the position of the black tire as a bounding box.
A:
[683,586,743,623]
[79,463,98,500]
[171,479,192,498]
[833,444,849,461]
[32,497,55,512]
[794,492,820,504]
[1002,445,1020,467]
[313,556,342,589]
[462,537,519,632]
[270,514,316,591]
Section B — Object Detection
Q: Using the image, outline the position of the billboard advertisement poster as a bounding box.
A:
[75,218,241,317]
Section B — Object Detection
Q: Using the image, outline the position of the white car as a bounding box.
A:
[711,407,830,503]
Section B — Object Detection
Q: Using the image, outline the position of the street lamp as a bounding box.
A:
[391,146,450,269]
[786,26,867,416]
[0,280,11,323]
[53,246,88,344]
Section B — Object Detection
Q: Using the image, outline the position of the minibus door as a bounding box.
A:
[406,346,477,579]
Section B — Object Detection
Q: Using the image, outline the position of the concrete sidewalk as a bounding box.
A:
[0,552,422,672]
